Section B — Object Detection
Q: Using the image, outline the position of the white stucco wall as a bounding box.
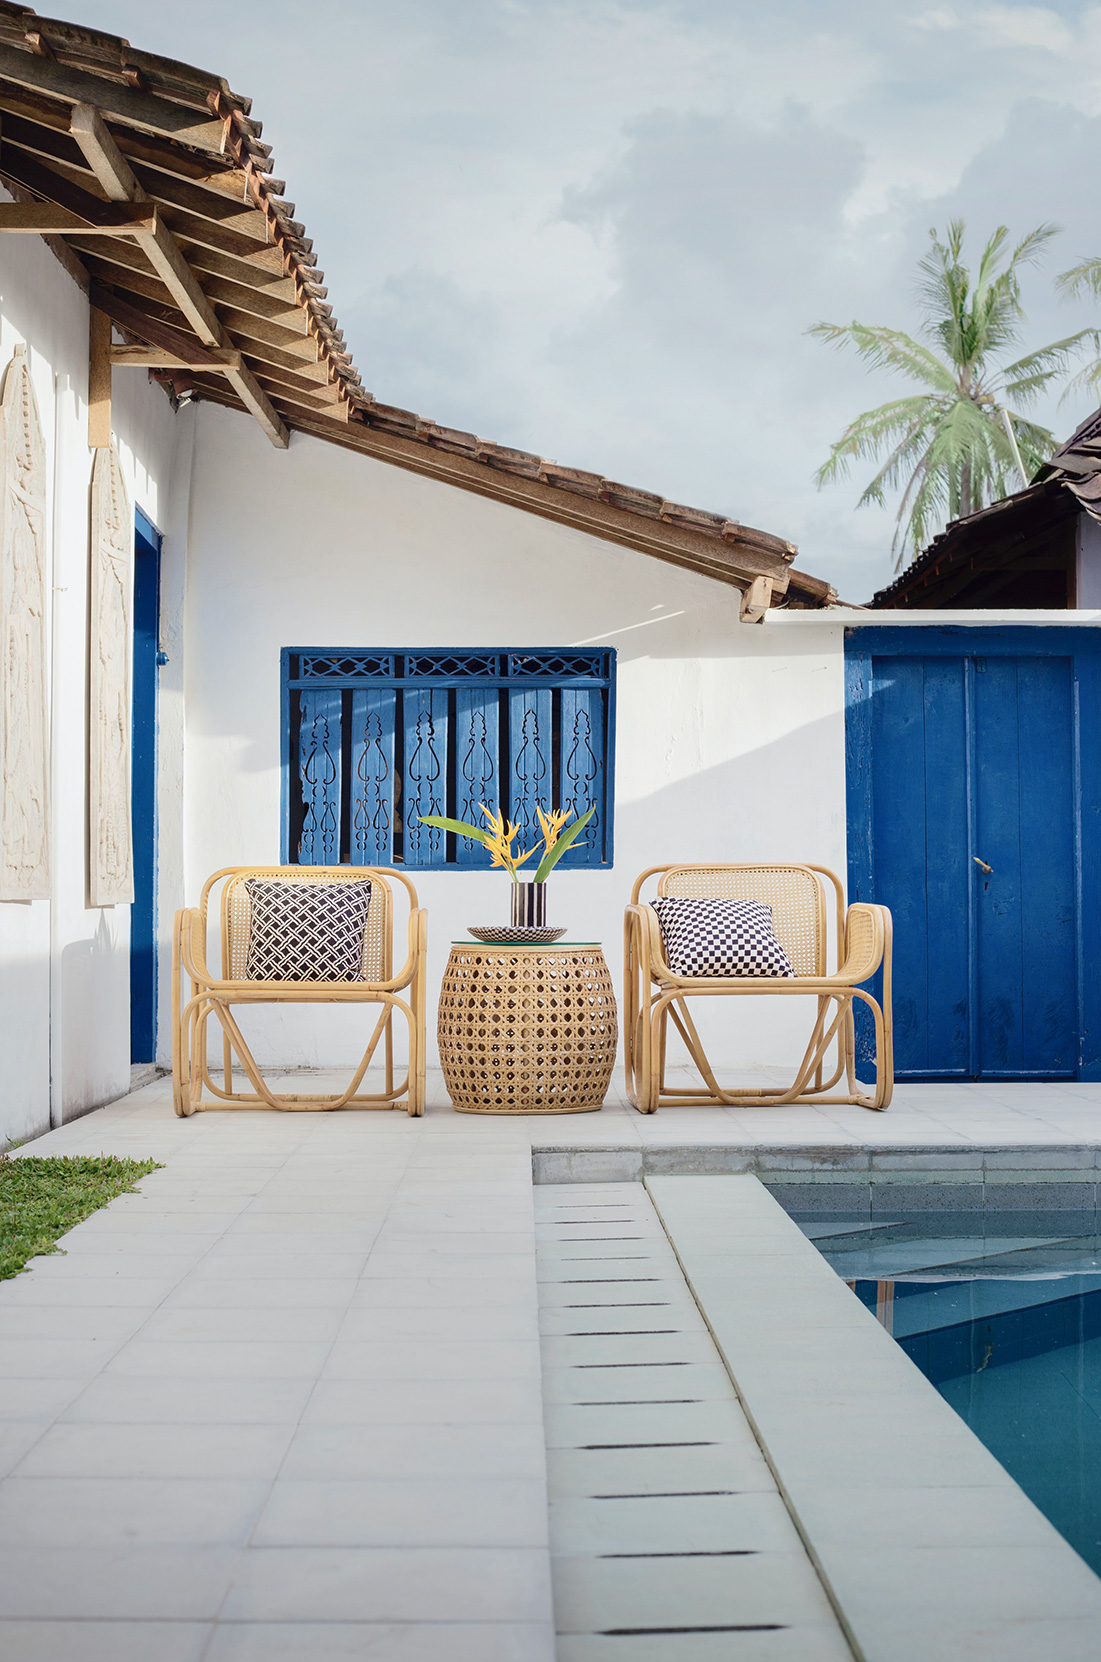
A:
[0,197,182,1145]
[181,403,850,1074]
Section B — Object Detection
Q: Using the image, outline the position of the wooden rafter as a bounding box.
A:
[68,104,288,449]
[0,200,154,233]
[0,41,228,151]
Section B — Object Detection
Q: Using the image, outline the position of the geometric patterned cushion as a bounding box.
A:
[650,896,795,978]
[243,878,372,982]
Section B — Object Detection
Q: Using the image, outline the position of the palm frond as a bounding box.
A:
[813,395,943,487]
[1006,222,1061,272]
[1001,329,1098,404]
[808,321,956,391]
[1055,257,1101,301]
[1062,358,1101,401]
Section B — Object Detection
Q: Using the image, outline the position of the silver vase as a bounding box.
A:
[510,881,547,929]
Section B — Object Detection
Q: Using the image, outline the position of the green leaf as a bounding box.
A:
[414,814,490,845]
[533,807,596,882]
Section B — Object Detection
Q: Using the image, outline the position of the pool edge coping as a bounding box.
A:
[643,1171,1101,1662]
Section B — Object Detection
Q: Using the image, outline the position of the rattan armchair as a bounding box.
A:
[172,866,428,1116]
[624,863,892,1113]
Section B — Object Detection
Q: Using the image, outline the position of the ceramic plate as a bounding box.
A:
[467,925,568,944]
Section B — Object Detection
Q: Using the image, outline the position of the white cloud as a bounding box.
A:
[976,5,1073,50]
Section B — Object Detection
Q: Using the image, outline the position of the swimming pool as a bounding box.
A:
[791,1210,1101,1576]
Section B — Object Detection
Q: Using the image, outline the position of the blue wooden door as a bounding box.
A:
[847,628,1101,1080]
[130,510,162,1065]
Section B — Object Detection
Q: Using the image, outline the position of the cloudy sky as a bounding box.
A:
[72,1,1101,597]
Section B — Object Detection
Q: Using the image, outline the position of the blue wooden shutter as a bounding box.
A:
[349,688,396,865]
[455,686,499,865]
[403,687,448,866]
[297,688,342,865]
[509,686,552,850]
[559,684,604,866]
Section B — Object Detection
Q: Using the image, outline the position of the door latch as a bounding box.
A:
[973,856,993,875]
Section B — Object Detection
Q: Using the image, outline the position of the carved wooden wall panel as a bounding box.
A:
[0,345,50,902]
[89,443,133,905]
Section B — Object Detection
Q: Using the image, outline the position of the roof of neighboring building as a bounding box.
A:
[0,2,835,607]
[869,480,1080,609]
[1038,405,1101,518]
[870,404,1101,609]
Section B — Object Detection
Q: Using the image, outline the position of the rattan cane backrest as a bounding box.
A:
[220,867,391,982]
[657,865,826,976]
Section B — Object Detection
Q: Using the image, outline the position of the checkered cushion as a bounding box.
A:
[244,878,372,982]
[650,897,795,978]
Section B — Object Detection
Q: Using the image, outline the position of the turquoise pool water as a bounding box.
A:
[792,1211,1101,1575]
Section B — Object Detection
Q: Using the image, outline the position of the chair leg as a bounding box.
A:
[171,914,185,1116]
[848,988,893,1110]
[647,989,877,1110]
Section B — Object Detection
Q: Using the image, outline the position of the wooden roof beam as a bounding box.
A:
[70,103,288,448]
[111,344,243,370]
[0,41,228,151]
[77,253,336,385]
[0,199,154,233]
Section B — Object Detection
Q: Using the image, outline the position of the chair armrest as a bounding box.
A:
[837,903,891,985]
[383,906,428,991]
[177,907,215,985]
[624,901,674,981]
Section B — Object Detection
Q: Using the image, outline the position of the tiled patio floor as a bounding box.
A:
[36,1066,1101,1159]
[3,1069,1101,1660]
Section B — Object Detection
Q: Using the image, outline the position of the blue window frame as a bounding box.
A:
[281,649,616,869]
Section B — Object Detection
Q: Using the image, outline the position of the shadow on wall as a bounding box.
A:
[0,940,50,1148]
[59,911,130,1124]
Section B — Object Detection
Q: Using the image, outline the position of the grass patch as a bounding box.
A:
[0,1155,162,1280]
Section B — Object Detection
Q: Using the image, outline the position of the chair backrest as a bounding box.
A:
[657,864,827,976]
[216,867,392,982]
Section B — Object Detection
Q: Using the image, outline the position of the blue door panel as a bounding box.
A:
[973,657,1025,1074]
[130,513,161,1064]
[846,628,1090,1082]
[870,658,931,1072]
[1077,655,1101,1079]
[921,657,971,1074]
[1015,659,1076,1075]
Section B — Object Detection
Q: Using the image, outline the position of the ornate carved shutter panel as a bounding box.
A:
[0,346,50,902]
[89,443,134,905]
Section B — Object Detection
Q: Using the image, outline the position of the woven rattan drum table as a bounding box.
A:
[438,942,618,1114]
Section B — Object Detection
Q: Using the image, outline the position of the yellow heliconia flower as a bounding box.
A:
[536,805,571,851]
[480,804,536,879]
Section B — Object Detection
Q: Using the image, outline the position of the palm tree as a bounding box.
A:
[812,222,1095,568]
[1056,258,1101,394]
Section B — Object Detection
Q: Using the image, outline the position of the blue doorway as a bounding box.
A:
[846,627,1101,1081]
[130,509,162,1064]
